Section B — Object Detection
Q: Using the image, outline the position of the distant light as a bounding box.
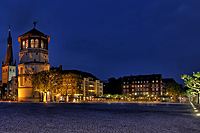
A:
[195,110,198,112]
[196,113,200,116]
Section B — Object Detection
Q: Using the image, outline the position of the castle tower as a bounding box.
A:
[18,26,50,101]
[2,26,16,84]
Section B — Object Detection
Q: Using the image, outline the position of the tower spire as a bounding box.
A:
[5,25,13,66]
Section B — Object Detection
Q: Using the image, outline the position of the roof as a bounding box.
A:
[60,70,99,81]
[18,28,50,42]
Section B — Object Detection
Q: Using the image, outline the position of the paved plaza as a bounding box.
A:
[0,102,199,133]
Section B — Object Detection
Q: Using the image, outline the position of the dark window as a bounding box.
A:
[34,59,36,62]
[10,69,11,71]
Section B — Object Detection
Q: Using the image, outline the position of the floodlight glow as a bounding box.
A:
[196,113,200,116]
[195,110,198,112]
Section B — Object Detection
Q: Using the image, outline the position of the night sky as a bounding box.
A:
[1,0,200,85]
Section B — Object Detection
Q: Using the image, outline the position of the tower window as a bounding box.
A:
[23,41,25,49]
[41,40,44,48]
[31,39,34,48]
[35,39,39,48]
[26,40,28,48]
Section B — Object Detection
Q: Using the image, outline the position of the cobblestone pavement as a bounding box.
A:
[0,102,199,133]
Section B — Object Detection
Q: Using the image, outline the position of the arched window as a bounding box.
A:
[25,40,28,48]
[35,39,39,48]
[23,41,25,49]
[41,40,44,48]
[31,39,34,48]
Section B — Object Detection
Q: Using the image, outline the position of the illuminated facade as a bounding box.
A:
[83,77,103,97]
[18,28,50,102]
[122,74,166,96]
[59,69,103,97]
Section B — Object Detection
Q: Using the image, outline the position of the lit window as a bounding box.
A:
[31,39,34,48]
[26,40,28,48]
[137,89,139,91]
[156,88,158,91]
[41,40,44,48]
[132,89,134,91]
[127,85,129,88]
[143,89,145,91]
[146,92,149,95]
[123,86,125,88]
[152,92,155,94]
[144,81,145,83]
[23,41,25,49]
[35,39,39,48]
[156,92,158,95]
[140,89,142,91]
[138,81,140,83]
[127,89,129,92]
[132,81,134,84]
[140,85,142,87]
[135,85,137,88]
[123,82,126,84]
[152,88,155,91]
[146,88,148,91]
[135,93,137,95]
[138,85,139,87]
[152,80,154,83]
[135,81,137,83]
[143,85,145,87]
[152,85,154,87]
[156,80,158,83]
[146,81,149,83]
[123,89,126,92]
[132,85,134,88]
[127,82,129,84]
[141,81,142,83]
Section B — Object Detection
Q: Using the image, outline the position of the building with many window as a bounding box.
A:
[122,74,167,96]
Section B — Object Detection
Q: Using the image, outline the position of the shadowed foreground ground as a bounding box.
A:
[0,102,199,133]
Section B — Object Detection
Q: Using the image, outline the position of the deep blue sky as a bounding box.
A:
[1,0,200,85]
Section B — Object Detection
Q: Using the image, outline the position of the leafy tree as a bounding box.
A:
[105,77,122,94]
[31,70,63,93]
[62,73,83,96]
[166,82,184,99]
[181,72,200,103]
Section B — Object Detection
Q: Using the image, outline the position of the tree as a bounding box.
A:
[31,70,63,93]
[166,82,184,100]
[181,72,200,103]
[62,73,83,96]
